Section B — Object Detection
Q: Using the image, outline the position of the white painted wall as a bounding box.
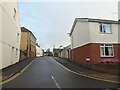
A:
[71,22,90,49]
[0,0,21,69]
[0,42,2,69]
[89,22,119,43]
[118,1,120,20]
[71,20,119,50]
[61,45,71,59]
[2,1,20,29]
[0,3,2,69]
[36,46,43,57]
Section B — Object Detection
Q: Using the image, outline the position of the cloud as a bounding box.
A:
[18,2,118,50]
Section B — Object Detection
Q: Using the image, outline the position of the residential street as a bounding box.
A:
[3,57,118,88]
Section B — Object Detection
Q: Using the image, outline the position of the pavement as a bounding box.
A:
[52,57,120,83]
[1,57,35,82]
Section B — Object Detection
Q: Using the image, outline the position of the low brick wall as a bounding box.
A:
[81,63,120,75]
[55,57,120,75]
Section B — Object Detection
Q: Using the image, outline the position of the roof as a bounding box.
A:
[69,18,120,36]
[21,27,37,40]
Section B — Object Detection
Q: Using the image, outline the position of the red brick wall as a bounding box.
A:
[90,43,101,64]
[70,44,91,64]
[113,44,120,60]
[70,43,120,65]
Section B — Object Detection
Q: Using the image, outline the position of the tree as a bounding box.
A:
[46,48,53,56]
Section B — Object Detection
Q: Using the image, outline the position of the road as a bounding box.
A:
[3,57,118,88]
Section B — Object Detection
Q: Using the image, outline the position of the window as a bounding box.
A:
[16,49,18,58]
[100,44,114,57]
[17,33,19,43]
[13,8,17,20]
[99,23,112,33]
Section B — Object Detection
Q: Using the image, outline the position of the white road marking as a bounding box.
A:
[51,75,61,90]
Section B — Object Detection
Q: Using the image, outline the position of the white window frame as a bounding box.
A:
[99,23,112,34]
[100,44,114,57]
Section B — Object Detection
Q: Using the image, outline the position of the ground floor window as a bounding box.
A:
[100,44,114,57]
[16,49,18,58]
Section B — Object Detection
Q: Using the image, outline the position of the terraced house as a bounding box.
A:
[36,43,44,57]
[61,45,71,59]
[0,0,21,69]
[69,18,120,64]
[20,27,36,60]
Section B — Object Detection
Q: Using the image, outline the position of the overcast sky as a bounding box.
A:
[18,1,119,51]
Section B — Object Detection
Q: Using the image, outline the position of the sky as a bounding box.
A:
[18,0,119,51]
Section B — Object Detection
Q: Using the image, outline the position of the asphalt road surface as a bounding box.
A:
[3,57,119,88]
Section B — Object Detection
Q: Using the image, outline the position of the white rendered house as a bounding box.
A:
[0,0,21,69]
[36,44,43,57]
[69,18,120,64]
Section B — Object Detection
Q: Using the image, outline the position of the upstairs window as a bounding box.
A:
[100,44,114,57]
[99,23,112,34]
[13,8,17,20]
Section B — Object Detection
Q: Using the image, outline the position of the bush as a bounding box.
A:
[98,59,120,64]
[22,50,28,56]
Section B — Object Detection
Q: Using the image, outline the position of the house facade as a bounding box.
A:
[0,0,21,69]
[36,44,44,57]
[20,27,36,60]
[53,48,62,57]
[118,1,120,21]
[61,45,71,59]
[70,18,120,64]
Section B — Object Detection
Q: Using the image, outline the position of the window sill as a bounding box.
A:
[99,32,112,34]
[101,56,114,58]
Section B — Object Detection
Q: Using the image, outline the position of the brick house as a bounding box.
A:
[69,18,120,64]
